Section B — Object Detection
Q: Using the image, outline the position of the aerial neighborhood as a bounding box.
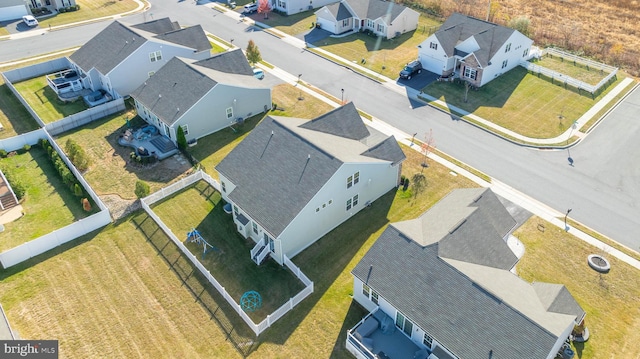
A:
[0,0,638,359]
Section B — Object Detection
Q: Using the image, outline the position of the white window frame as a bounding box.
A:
[505,43,511,52]
[353,194,359,207]
[362,284,379,305]
[181,124,189,135]
[395,311,414,337]
[464,67,477,80]
[342,19,349,27]
[149,50,162,62]
[366,19,374,29]
[346,198,352,211]
[226,107,233,119]
[430,42,437,50]
[423,332,434,348]
[523,48,529,57]
[354,171,359,185]
[377,24,385,33]
[252,222,258,235]
[502,59,508,69]
[221,181,226,193]
[347,175,353,189]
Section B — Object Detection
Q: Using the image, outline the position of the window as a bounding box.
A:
[328,199,333,205]
[278,0,285,7]
[181,125,189,135]
[346,198,352,211]
[463,67,477,80]
[505,43,511,52]
[252,222,258,234]
[149,50,162,62]
[367,19,374,28]
[502,60,508,69]
[347,175,353,188]
[430,42,437,50]
[322,203,326,208]
[523,48,529,57]
[226,107,233,119]
[362,284,371,297]
[371,291,379,305]
[221,181,226,193]
[233,205,238,216]
[148,71,155,77]
[362,284,379,305]
[354,171,360,185]
[316,207,320,212]
[377,24,385,33]
[423,333,434,348]
[395,312,414,337]
[342,19,349,27]
[353,194,359,207]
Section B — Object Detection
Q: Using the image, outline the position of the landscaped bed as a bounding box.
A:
[150,180,306,322]
[13,74,88,123]
[0,146,90,252]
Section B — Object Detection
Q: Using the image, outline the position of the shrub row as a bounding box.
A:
[39,138,86,200]
[65,139,90,172]
[58,5,80,13]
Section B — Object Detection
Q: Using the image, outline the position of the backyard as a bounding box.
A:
[151,181,306,322]
[422,67,632,139]
[0,146,90,252]
[13,74,88,124]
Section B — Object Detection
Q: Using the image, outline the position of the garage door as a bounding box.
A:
[0,5,29,21]
[420,55,444,75]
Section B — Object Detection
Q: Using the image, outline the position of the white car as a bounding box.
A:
[22,15,39,27]
[243,3,258,14]
[253,68,264,80]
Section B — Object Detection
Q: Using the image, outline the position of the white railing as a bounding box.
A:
[0,170,18,210]
[250,237,266,259]
[140,171,314,336]
[521,47,618,95]
[255,245,270,264]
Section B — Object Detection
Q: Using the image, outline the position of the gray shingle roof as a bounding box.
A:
[360,135,405,165]
[216,104,404,238]
[325,2,352,21]
[70,18,210,74]
[352,188,584,359]
[300,102,369,140]
[435,13,515,67]
[346,0,407,23]
[352,226,558,359]
[194,48,254,76]
[130,57,217,126]
[131,17,180,34]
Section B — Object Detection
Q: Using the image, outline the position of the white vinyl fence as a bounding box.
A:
[45,98,126,136]
[0,131,111,269]
[0,128,45,152]
[520,47,618,95]
[141,170,314,336]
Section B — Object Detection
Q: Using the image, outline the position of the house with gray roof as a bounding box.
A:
[130,49,271,146]
[418,13,533,87]
[315,0,419,39]
[64,18,211,99]
[216,103,405,265]
[347,188,585,359]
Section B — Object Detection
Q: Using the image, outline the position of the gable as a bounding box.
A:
[299,102,369,140]
[194,49,254,76]
[131,17,179,34]
[154,25,211,53]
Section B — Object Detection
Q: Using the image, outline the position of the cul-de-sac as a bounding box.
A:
[0,0,639,358]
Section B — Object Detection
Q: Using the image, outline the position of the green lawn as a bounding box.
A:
[313,16,441,79]
[55,107,192,199]
[531,55,611,86]
[422,67,632,139]
[0,146,89,252]
[151,181,306,322]
[515,217,640,359]
[36,0,139,29]
[13,75,88,123]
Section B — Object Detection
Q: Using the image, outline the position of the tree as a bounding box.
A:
[420,129,435,170]
[412,173,427,199]
[246,39,262,66]
[258,0,272,19]
[508,16,531,37]
[135,180,150,199]
[176,126,187,151]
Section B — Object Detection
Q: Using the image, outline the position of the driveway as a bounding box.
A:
[300,28,332,44]
[396,70,439,91]
[0,19,40,34]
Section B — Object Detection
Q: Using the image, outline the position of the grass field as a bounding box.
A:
[13,75,88,124]
[515,217,640,359]
[37,0,139,29]
[0,147,89,252]
[422,67,630,139]
[531,54,611,86]
[151,181,306,322]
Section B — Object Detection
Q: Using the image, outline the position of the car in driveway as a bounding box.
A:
[243,3,258,14]
[253,68,264,80]
[399,60,422,80]
[22,15,39,27]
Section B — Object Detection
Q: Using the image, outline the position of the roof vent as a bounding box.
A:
[158,94,162,98]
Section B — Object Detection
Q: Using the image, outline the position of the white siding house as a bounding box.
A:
[272,0,335,16]
[316,0,419,39]
[418,13,533,87]
[131,50,271,145]
[347,188,586,359]
[216,103,405,265]
[0,0,29,21]
[67,18,211,99]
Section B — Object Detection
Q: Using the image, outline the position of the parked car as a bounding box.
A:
[253,68,264,80]
[243,3,258,14]
[399,60,422,80]
[22,15,38,27]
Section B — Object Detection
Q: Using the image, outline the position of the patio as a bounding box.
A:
[347,310,424,359]
[118,125,178,160]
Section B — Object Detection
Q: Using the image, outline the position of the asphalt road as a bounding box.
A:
[1,1,639,251]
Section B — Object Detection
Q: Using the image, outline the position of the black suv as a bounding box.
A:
[399,60,422,80]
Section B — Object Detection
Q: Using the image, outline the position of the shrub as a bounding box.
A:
[176,126,187,150]
[0,150,6,158]
[65,139,90,172]
[23,144,31,152]
[74,183,83,197]
[2,168,26,200]
[75,4,80,10]
[134,180,150,199]
[59,7,66,12]
[38,138,49,148]
[81,198,91,212]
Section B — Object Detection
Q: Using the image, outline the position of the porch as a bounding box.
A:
[346,310,426,359]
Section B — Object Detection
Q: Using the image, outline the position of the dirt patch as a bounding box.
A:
[100,194,141,222]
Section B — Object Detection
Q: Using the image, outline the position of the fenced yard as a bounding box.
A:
[0,146,92,252]
[13,75,88,124]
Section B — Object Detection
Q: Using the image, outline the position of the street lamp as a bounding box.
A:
[297,74,303,100]
[567,120,578,145]
[230,38,234,48]
[411,133,417,146]
[564,208,572,230]
[341,88,344,104]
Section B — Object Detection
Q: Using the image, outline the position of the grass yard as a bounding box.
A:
[55,107,192,199]
[188,83,334,179]
[151,181,306,322]
[531,54,611,86]
[422,67,631,139]
[36,0,139,29]
[0,146,89,252]
[313,16,441,78]
[254,10,317,36]
[515,217,640,359]
[13,75,88,123]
